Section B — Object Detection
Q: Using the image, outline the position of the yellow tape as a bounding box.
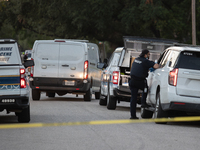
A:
[0,116,200,129]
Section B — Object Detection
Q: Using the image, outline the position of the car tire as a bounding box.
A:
[107,84,116,110]
[18,105,30,123]
[84,88,92,101]
[99,92,107,106]
[154,91,168,124]
[32,89,40,101]
[47,92,55,98]
[141,107,153,119]
[95,89,100,99]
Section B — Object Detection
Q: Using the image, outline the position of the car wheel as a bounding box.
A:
[47,92,55,98]
[107,84,116,110]
[95,87,100,99]
[18,105,30,123]
[154,91,168,124]
[32,89,40,101]
[84,88,92,101]
[141,107,153,118]
[99,90,107,106]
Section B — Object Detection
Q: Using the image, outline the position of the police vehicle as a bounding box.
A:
[0,39,34,123]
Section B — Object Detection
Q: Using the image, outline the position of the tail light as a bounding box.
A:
[20,68,26,88]
[30,58,34,77]
[169,68,179,86]
[84,60,88,79]
[112,71,119,84]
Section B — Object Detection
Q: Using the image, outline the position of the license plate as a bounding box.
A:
[122,83,129,86]
[64,80,75,86]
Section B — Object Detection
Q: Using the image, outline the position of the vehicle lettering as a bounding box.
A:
[0,52,12,56]
[0,85,20,90]
[0,58,10,61]
[183,52,193,56]
[0,47,12,51]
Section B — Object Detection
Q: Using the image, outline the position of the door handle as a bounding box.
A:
[62,65,69,67]
[90,62,95,66]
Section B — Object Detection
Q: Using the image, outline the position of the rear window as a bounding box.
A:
[0,43,20,65]
[109,52,121,67]
[176,51,200,70]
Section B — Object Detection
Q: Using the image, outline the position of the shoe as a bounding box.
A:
[130,116,139,119]
[141,103,151,108]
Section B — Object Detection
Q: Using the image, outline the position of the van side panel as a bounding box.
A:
[58,43,85,78]
[34,43,59,78]
[87,44,101,91]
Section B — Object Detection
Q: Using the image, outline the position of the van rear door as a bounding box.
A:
[176,51,200,98]
[58,43,85,79]
[33,42,59,77]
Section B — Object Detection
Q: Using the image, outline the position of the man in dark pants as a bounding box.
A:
[129,49,159,119]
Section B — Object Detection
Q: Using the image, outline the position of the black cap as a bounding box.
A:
[139,49,149,57]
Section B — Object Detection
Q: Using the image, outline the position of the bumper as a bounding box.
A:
[30,79,90,93]
[163,102,200,113]
[0,95,29,110]
[113,89,142,102]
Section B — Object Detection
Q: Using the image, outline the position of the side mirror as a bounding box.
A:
[97,62,106,69]
[104,58,108,64]
[23,60,34,68]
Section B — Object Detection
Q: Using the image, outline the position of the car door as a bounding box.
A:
[147,50,172,104]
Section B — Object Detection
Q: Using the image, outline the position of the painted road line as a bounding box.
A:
[0,116,200,129]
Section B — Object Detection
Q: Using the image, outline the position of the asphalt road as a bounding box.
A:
[0,93,200,150]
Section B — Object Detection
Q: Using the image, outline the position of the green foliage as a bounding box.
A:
[0,0,200,51]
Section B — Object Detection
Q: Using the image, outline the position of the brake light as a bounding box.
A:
[112,71,119,84]
[169,68,179,86]
[30,58,34,77]
[84,60,88,79]
[20,68,26,88]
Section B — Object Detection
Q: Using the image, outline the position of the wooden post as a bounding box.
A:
[192,0,196,45]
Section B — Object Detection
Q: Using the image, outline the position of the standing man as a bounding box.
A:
[129,49,159,119]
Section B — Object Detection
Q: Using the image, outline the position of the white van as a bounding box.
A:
[0,39,34,123]
[30,39,102,101]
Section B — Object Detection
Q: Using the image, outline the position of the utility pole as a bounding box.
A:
[192,0,196,45]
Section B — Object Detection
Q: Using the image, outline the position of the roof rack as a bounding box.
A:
[54,39,89,42]
[172,43,200,47]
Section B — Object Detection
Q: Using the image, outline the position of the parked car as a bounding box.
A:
[30,39,102,101]
[141,46,200,124]
[0,39,34,123]
[99,46,161,110]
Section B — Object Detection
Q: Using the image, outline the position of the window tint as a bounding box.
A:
[176,51,200,70]
[110,52,121,66]
[108,52,121,66]
[160,50,171,67]
[169,51,179,67]
[157,51,167,64]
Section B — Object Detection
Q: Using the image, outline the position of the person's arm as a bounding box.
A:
[153,63,159,69]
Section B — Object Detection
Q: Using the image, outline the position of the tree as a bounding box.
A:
[1,0,200,49]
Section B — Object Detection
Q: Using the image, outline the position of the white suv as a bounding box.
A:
[141,46,200,124]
